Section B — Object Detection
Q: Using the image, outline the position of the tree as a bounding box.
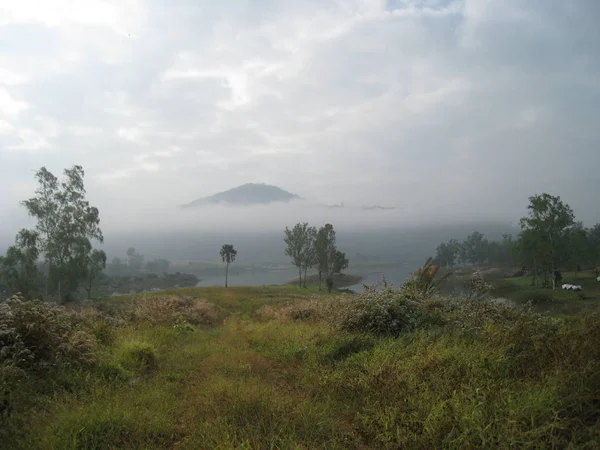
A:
[313,225,331,290]
[331,250,349,275]
[219,244,237,288]
[587,224,600,269]
[21,166,103,301]
[434,239,460,267]
[567,222,590,276]
[312,224,349,292]
[107,257,127,276]
[301,226,317,288]
[0,229,41,298]
[463,231,489,265]
[126,247,144,275]
[520,193,575,290]
[284,223,313,288]
[313,224,338,290]
[83,249,107,299]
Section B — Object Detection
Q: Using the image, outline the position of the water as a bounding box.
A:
[196,268,299,287]
[195,265,413,290]
[345,266,413,293]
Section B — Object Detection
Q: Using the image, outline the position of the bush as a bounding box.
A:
[337,287,437,336]
[116,342,157,374]
[0,294,97,373]
[264,288,442,337]
[133,295,220,326]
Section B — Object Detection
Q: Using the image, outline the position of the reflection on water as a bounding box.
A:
[195,266,414,290]
[196,268,299,287]
[344,267,413,293]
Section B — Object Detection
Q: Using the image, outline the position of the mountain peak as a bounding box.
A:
[180,183,300,208]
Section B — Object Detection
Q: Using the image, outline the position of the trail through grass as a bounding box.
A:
[2,286,599,449]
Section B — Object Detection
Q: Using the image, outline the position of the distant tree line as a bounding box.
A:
[283,223,349,292]
[106,247,171,277]
[0,166,105,301]
[434,193,600,290]
[0,166,184,301]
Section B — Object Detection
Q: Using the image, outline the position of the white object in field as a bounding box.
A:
[572,285,582,291]
[597,276,600,282]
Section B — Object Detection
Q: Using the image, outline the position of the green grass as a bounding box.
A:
[3,286,600,449]
[491,270,600,315]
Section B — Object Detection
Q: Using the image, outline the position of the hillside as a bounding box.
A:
[180,183,300,207]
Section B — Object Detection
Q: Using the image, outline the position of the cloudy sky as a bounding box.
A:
[1,0,599,237]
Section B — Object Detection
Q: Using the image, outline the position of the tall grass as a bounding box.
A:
[2,286,599,449]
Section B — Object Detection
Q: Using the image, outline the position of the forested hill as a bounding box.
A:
[180,183,300,208]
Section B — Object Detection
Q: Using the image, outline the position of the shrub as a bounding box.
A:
[265,288,441,337]
[320,334,375,362]
[337,287,436,336]
[133,295,220,326]
[0,294,97,373]
[116,342,157,374]
[513,290,555,305]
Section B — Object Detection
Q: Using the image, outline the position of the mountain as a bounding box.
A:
[180,183,300,208]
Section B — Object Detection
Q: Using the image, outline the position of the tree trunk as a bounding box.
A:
[225,262,229,288]
[318,270,322,291]
[532,255,537,287]
[551,262,556,290]
[303,267,308,288]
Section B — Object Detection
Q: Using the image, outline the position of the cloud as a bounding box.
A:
[1,0,599,241]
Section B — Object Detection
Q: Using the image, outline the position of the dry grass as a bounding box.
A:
[133,295,221,326]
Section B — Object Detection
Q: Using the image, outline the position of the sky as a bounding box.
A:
[1,0,599,240]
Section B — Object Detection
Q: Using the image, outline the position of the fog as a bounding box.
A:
[1,0,600,261]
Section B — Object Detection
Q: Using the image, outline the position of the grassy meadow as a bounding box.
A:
[1,283,599,449]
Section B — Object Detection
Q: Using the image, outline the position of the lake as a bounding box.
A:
[196,265,414,292]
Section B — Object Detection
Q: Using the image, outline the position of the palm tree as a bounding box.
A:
[219,244,237,288]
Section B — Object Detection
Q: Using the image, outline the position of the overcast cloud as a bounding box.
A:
[1,0,599,239]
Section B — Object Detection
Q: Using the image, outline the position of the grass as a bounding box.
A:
[2,285,600,449]
[491,270,600,315]
[285,273,363,289]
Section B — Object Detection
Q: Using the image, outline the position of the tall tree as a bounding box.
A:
[0,229,41,298]
[463,231,489,265]
[83,249,107,300]
[219,244,237,288]
[520,193,575,290]
[587,224,600,270]
[314,224,336,290]
[107,257,127,276]
[434,239,460,267]
[312,224,349,292]
[301,226,317,288]
[284,222,312,288]
[126,247,144,275]
[21,166,103,300]
[567,222,590,275]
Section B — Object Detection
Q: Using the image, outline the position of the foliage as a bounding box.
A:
[115,342,157,374]
[461,271,494,299]
[20,165,104,301]
[0,229,41,299]
[126,247,144,275]
[283,222,314,288]
[402,257,450,300]
[219,244,237,288]
[133,295,220,326]
[520,193,575,290]
[2,286,600,449]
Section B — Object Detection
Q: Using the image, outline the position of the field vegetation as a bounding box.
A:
[2,275,599,449]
